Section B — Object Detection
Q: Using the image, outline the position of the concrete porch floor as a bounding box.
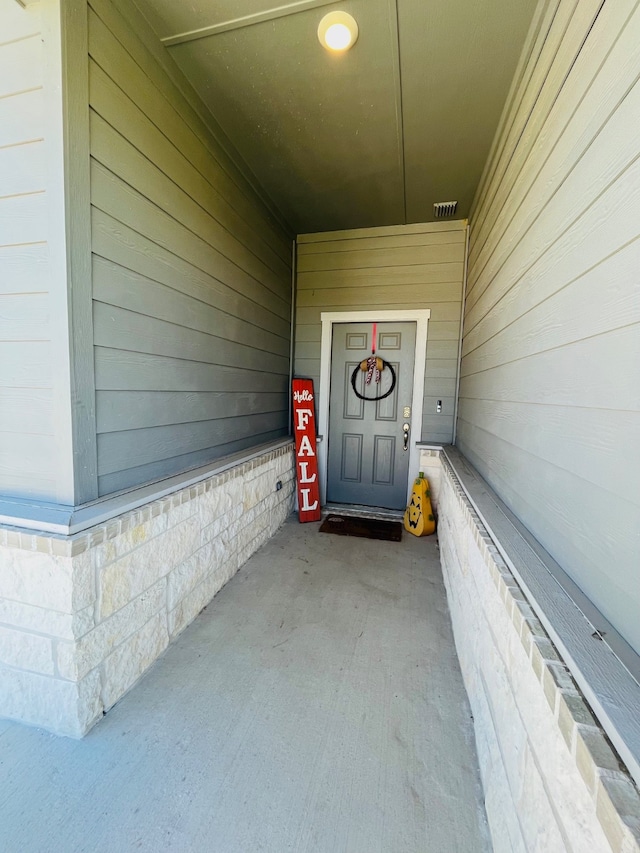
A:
[0,515,491,853]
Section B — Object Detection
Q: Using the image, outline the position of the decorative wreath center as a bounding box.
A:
[350,357,397,402]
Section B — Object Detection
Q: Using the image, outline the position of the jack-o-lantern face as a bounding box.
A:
[404,475,436,537]
[407,495,421,529]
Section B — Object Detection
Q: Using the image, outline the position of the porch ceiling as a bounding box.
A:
[133,0,538,234]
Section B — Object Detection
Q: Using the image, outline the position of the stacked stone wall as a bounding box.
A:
[0,444,295,736]
[438,453,640,853]
[418,447,442,511]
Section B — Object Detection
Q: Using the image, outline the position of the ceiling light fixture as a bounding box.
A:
[318,11,358,52]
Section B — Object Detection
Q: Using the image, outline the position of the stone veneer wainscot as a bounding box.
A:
[437,449,640,853]
[0,443,295,737]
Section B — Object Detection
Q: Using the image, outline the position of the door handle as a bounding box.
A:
[402,422,410,452]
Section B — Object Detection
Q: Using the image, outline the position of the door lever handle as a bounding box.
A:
[402,422,410,452]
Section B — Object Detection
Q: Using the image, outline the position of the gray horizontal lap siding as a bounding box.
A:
[0,5,59,502]
[459,0,640,654]
[88,0,292,496]
[295,222,466,444]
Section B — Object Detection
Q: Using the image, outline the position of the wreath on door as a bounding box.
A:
[349,322,397,402]
[350,355,397,402]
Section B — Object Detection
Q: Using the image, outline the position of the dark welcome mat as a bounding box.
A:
[319,514,403,542]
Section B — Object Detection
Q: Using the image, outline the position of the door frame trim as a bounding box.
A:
[318,310,431,506]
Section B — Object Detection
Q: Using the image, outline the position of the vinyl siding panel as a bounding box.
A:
[88,0,292,495]
[295,222,466,442]
[0,32,43,96]
[0,1,61,501]
[94,348,288,395]
[459,0,640,655]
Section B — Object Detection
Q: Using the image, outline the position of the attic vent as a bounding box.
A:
[434,201,458,218]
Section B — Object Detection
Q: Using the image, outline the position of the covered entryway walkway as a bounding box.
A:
[0,516,489,853]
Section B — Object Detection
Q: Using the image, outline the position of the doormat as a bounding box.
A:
[319,514,403,542]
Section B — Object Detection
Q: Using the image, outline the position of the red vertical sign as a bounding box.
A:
[292,378,321,522]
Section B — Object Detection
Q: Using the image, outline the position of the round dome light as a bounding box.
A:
[318,11,358,52]
[325,22,352,50]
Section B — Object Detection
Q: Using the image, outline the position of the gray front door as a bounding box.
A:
[327,321,416,510]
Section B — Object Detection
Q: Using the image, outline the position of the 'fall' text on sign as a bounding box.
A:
[292,378,321,522]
